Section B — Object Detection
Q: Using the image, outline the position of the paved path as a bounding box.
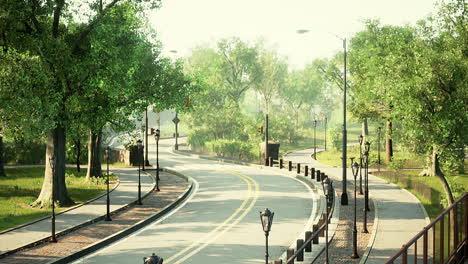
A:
[0,168,154,255]
[73,138,319,264]
[284,148,429,263]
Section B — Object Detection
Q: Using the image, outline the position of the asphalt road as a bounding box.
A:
[73,138,317,264]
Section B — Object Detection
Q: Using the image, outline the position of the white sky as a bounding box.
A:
[149,0,439,69]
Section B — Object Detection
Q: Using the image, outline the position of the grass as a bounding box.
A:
[316,143,467,219]
[0,167,117,232]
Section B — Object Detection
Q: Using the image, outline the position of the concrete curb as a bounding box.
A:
[0,177,121,236]
[47,171,194,264]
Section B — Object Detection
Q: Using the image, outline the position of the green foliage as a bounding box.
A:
[328,125,342,151]
[205,139,259,162]
[0,167,116,231]
[3,139,45,165]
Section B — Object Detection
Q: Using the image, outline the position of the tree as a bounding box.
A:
[0,0,161,207]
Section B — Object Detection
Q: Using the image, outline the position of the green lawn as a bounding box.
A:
[0,167,117,232]
[315,144,467,218]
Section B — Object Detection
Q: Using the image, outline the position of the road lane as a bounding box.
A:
[74,138,317,264]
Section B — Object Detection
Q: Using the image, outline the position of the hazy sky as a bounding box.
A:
[149,0,439,69]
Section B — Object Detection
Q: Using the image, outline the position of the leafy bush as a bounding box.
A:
[187,129,211,152]
[4,140,45,165]
[328,125,341,151]
[205,139,258,161]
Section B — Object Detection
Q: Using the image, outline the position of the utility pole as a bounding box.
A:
[341,38,349,206]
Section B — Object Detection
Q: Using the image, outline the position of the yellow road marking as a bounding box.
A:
[164,170,255,264]
[173,170,259,264]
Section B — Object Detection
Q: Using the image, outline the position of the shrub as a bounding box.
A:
[328,125,341,151]
[205,139,258,161]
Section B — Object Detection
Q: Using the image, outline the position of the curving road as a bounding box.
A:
[74,138,318,264]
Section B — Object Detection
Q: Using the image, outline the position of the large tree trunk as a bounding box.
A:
[33,127,74,207]
[0,135,5,177]
[362,119,369,141]
[74,139,81,172]
[386,120,393,162]
[86,130,103,180]
[419,147,454,205]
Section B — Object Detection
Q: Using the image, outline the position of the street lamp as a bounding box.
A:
[137,139,143,205]
[313,120,317,159]
[144,108,151,167]
[362,141,370,233]
[173,112,180,150]
[341,37,349,206]
[377,126,381,171]
[143,253,163,264]
[105,147,111,221]
[350,158,359,259]
[358,135,364,195]
[324,117,327,151]
[296,29,347,205]
[141,125,146,171]
[260,208,274,264]
[155,129,160,192]
[321,177,333,264]
[364,141,371,212]
[48,156,57,243]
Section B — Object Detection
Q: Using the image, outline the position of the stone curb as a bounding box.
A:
[0,177,121,236]
[0,171,155,259]
[46,171,194,264]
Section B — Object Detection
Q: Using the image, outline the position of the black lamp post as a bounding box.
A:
[155,129,160,192]
[341,38,349,206]
[141,125,146,171]
[362,142,370,233]
[321,177,333,264]
[358,135,364,195]
[377,127,381,171]
[260,208,274,264]
[48,156,57,243]
[105,147,111,221]
[324,117,327,151]
[350,158,359,259]
[313,120,317,159]
[143,253,163,264]
[364,141,370,212]
[137,139,143,205]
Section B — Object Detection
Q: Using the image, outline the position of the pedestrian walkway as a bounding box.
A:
[285,148,429,263]
[0,168,154,255]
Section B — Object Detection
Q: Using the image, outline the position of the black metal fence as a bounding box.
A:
[265,157,336,263]
[385,192,468,264]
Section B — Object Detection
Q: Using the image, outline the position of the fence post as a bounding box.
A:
[313,225,319,244]
[423,228,428,264]
[321,172,326,181]
[287,248,295,264]
[297,163,301,174]
[311,168,315,179]
[402,245,407,264]
[305,231,312,252]
[288,161,292,171]
[319,213,326,237]
[269,157,273,167]
[316,170,321,181]
[440,217,444,263]
[297,239,304,261]
[265,158,269,166]
[304,165,308,177]
[280,159,283,169]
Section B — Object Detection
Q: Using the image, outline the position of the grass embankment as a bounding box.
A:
[316,146,467,218]
[0,167,117,232]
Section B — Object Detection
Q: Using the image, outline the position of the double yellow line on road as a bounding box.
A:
[164,169,259,264]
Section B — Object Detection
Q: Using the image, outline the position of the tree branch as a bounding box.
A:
[72,0,122,54]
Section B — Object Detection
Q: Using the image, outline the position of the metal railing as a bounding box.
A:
[385,192,468,264]
[265,157,336,264]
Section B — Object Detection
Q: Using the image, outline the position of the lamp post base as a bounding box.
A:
[340,192,348,205]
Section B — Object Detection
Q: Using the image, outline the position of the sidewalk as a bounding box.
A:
[284,148,429,263]
[0,167,155,255]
